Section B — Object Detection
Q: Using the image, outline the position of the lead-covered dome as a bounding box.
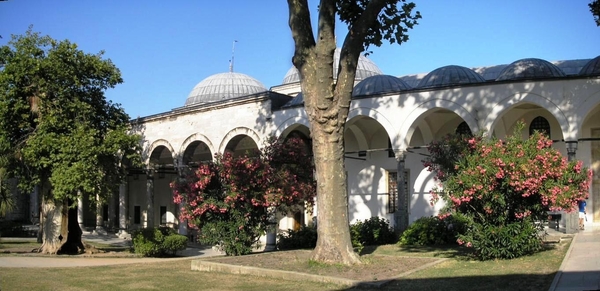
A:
[282,48,383,84]
[417,65,485,89]
[353,75,412,97]
[496,58,565,81]
[185,72,267,106]
[579,55,600,76]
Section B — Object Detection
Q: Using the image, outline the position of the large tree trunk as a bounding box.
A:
[310,125,361,265]
[38,195,84,254]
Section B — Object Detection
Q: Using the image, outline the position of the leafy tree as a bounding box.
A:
[0,29,141,254]
[171,137,316,256]
[286,0,420,265]
[425,124,592,260]
[590,0,600,26]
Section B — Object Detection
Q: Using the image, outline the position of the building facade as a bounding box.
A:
[8,51,600,237]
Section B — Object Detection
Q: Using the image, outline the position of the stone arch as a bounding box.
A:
[275,115,311,138]
[484,92,571,140]
[146,139,176,165]
[347,107,397,148]
[178,133,216,165]
[218,127,261,154]
[574,89,600,137]
[397,99,478,150]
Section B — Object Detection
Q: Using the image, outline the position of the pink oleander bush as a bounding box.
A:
[423,123,592,260]
[171,136,316,256]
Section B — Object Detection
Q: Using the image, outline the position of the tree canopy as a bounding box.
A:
[0,29,140,201]
[0,29,141,253]
[590,0,600,26]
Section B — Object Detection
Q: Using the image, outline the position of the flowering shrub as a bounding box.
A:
[424,123,592,260]
[171,136,316,256]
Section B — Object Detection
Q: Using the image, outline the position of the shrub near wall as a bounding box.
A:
[132,227,188,257]
[398,214,469,246]
[277,217,396,253]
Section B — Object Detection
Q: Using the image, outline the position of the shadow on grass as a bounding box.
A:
[338,273,556,291]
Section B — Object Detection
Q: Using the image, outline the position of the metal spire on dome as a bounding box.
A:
[229,40,238,72]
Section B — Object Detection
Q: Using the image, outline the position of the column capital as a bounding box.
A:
[394,149,407,162]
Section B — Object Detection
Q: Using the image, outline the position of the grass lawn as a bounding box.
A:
[0,239,570,291]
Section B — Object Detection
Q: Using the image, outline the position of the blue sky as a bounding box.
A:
[1,1,599,118]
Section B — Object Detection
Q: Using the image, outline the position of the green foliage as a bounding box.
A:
[0,220,32,237]
[399,214,469,246]
[336,0,421,52]
[277,225,318,250]
[590,0,600,26]
[0,28,142,204]
[276,217,396,253]
[350,217,397,253]
[132,227,187,257]
[459,220,543,260]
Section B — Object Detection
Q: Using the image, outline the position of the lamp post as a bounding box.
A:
[565,140,579,234]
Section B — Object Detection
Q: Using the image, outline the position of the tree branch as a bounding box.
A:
[287,0,316,70]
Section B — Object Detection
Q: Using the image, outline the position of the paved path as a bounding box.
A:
[549,223,600,291]
[0,232,221,268]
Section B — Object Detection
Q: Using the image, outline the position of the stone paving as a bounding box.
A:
[549,223,600,291]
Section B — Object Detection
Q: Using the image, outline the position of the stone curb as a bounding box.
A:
[547,235,577,291]
[191,256,448,289]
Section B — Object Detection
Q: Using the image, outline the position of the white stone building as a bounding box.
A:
[9,50,600,236]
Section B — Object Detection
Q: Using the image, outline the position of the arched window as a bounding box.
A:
[455,121,472,136]
[529,116,551,137]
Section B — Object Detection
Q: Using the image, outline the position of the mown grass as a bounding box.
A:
[0,239,571,291]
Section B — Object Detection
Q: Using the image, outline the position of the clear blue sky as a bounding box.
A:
[2,1,599,118]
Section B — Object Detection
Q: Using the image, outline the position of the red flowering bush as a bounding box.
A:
[171,137,316,256]
[424,123,592,259]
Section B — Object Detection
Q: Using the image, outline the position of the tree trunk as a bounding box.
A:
[310,125,361,265]
[38,196,84,254]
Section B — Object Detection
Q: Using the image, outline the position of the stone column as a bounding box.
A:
[264,206,277,251]
[118,182,128,237]
[94,194,107,235]
[146,171,154,228]
[178,207,188,236]
[394,150,408,233]
[565,141,579,234]
[108,193,116,231]
[30,185,40,225]
[77,195,84,231]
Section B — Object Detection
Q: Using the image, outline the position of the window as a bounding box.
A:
[456,121,472,136]
[529,116,550,137]
[134,206,141,224]
[160,206,167,224]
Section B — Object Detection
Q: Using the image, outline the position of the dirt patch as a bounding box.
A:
[202,250,443,283]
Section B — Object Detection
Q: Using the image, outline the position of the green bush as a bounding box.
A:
[399,214,469,246]
[132,227,188,257]
[277,225,317,250]
[0,220,31,237]
[460,220,543,260]
[350,217,397,253]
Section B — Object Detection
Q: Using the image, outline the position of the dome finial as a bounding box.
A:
[229,40,238,72]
